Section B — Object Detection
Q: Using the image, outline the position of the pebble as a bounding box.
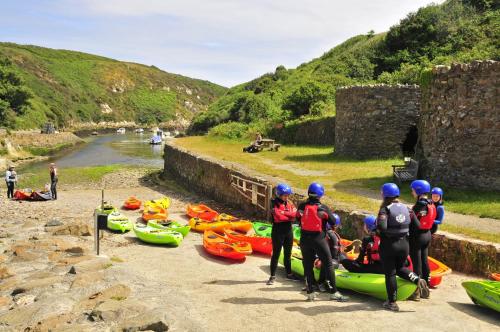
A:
[45,218,63,227]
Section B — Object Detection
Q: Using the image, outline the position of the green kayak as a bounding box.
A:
[252,221,273,237]
[462,280,500,312]
[95,203,116,215]
[107,212,133,233]
[292,224,301,242]
[279,247,417,301]
[147,220,191,237]
[133,224,183,246]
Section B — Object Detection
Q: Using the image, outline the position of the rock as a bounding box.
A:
[45,218,63,227]
[89,299,147,323]
[12,244,41,261]
[0,266,14,279]
[68,266,76,274]
[76,284,131,312]
[65,246,85,255]
[0,229,12,238]
[16,276,64,292]
[48,223,92,236]
[0,254,8,263]
[14,294,36,306]
[57,254,94,266]
[119,308,170,332]
[70,271,105,288]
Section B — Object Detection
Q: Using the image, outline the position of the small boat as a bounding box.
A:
[189,218,230,233]
[252,221,272,237]
[186,204,219,221]
[224,229,273,255]
[134,223,183,246]
[203,230,252,260]
[280,247,417,301]
[462,280,500,312]
[123,196,141,210]
[148,220,191,237]
[229,220,253,233]
[150,135,162,145]
[134,128,144,134]
[491,273,500,281]
[144,197,171,210]
[142,205,168,221]
[116,128,126,134]
[95,203,117,215]
[406,256,452,287]
[107,212,133,233]
[91,131,99,136]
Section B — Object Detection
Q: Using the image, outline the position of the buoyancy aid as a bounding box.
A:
[418,200,437,230]
[367,235,381,262]
[300,204,323,232]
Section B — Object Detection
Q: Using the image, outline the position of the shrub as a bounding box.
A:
[208,122,249,139]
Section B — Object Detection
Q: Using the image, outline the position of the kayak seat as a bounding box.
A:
[208,235,218,239]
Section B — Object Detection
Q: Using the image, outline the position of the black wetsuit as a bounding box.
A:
[298,198,337,294]
[269,198,295,276]
[342,235,384,274]
[50,168,58,200]
[377,201,421,302]
[410,198,433,283]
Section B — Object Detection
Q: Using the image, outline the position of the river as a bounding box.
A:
[21,132,165,173]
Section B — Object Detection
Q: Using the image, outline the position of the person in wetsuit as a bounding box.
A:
[267,183,300,285]
[317,213,345,288]
[430,187,445,235]
[342,215,384,274]
[377,183,429,311]
[409,180,436,296]
[49,163,58,200]
[298,182,348,302]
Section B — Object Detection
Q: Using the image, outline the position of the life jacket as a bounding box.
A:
[367,235,381,262]
[272,200,295,223]
[418,200,437,230]
[300,204,323,232]
[383,202,411,237]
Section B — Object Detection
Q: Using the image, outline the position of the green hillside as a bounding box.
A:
[0,43,226,129]
[190,0,499,138]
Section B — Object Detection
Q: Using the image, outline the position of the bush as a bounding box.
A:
[208,122,249,139]
[283,81,330,117]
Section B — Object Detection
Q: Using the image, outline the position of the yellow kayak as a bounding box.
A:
[144,197,171,210]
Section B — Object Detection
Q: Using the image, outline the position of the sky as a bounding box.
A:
[0,0,444,87]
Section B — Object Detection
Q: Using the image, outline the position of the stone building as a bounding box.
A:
[335,85,421,159]
[418,60,499,190]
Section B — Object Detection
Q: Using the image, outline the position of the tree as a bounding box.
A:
[283,82,329,117]
[0,58,32,125]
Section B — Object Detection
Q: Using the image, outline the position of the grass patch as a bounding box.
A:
[440,224,499,244]
[17,164,134,189]
[175,136,500,221]
[24,142,78,156]
[110,256,124,263]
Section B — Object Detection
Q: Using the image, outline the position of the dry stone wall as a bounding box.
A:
[271,116,335,146]
[418,60,500,190]
[335,85,420,158]
[163,142,499,276]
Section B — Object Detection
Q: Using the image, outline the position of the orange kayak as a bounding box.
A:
[203,230,252,260]
[189,218,230,232]
[123,196,141,210]
[187,204,219,221]
[405,256,452,287]
[490,273,500,281]
[224,229,272,255]
[142,206,168,221]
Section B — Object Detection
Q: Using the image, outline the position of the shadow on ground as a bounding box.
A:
[448,301,500,326]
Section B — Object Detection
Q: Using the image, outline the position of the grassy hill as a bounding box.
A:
[190,0,499,138]
[0,43,226,129]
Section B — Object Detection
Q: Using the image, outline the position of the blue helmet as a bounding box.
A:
[308,182,324,198]
[411,180,431,196]
[381,183,400,198]
[363,215,377,232]
[333,213,341,226]
[276,183,292,196]
[431,187,444,197]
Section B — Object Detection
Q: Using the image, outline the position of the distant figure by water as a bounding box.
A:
[49,163,58,200]
[5,165,17,199]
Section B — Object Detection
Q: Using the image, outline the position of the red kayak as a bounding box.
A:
[407,256,452,287]
[123,196,141,210]
[224,229,273,256]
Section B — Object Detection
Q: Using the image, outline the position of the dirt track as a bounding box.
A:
[1,170,499,331]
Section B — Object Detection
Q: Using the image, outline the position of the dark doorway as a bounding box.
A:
[401,125,418,156]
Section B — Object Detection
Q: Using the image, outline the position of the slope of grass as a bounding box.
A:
[0,43,226,129]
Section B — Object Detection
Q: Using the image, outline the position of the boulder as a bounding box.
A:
[0,266,14,279]
[45,218,64,227]
[66,256,110,274]
[48,223,92,236]
[118,308,170,332]
[14,294,36,306]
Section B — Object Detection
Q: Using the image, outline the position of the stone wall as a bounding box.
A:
[335,85,421,158]
[163,142,499,276]
[270,116,335,146]
[418,60,500,190]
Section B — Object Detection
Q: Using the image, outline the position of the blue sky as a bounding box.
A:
[0,0,443,86]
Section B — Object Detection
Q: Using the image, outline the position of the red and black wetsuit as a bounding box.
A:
[342,235,384,274]
[297,198,337,294]
[377,201,421,302]
[410,198,436,284]
[269,197,296,277]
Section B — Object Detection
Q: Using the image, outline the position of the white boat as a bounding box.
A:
[116,128,126,134]
[134,128,144,134]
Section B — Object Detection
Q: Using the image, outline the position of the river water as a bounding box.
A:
[22,133,165,172]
